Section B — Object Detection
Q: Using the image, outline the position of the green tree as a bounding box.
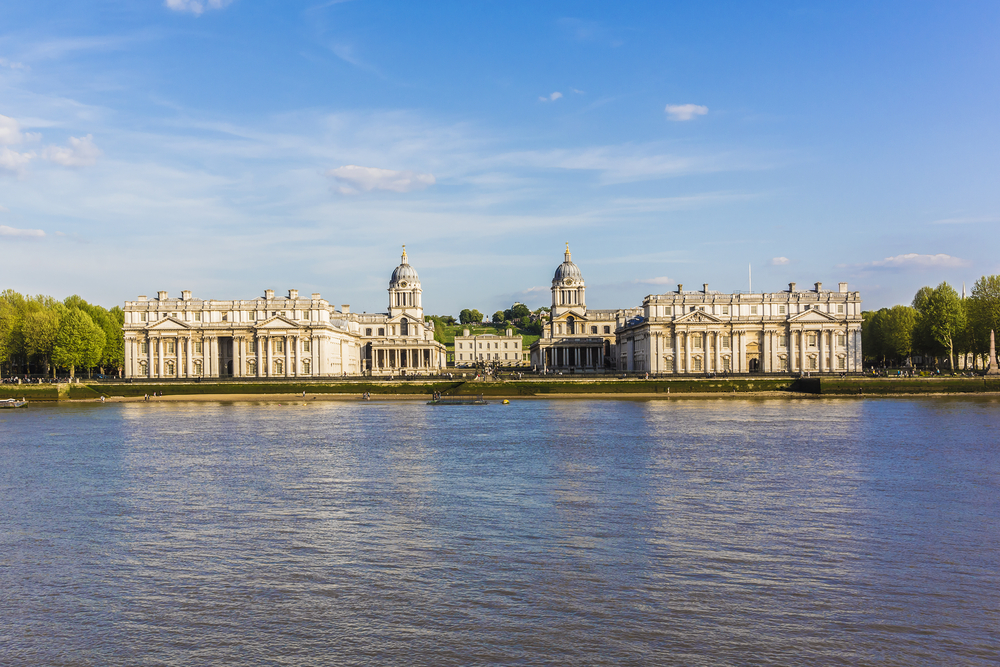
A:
[880,305,918,364]
[492,310,504,325]
[52,308,106,378]
[969,275,1000,366]
[0,296,16,373]
[913,282,965,370]
[22,306,63,378]
[459,309,475,324]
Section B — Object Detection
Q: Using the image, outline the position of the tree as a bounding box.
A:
[102,306,125,376]
[913,282,965,370]
[52,308,106,378]
[0,296,16,373]
[22,306,62,378]
[969,275,1000,366]
[492,310,504,325]
[880,305,918,364]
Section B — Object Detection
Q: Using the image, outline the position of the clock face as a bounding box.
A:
[399,281,407,288]
[565,279,573,285]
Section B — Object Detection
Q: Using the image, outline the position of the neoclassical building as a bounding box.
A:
[616,282,863,374]
[454,328,527,367]
[122,248,447,379]
[529,245,640,371]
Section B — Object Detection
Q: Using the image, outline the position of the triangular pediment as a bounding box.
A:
[675,310,724,324]
[148,317,190,330]
[555,308,588,321]
[789,309,838,323]
[256,315,300,329]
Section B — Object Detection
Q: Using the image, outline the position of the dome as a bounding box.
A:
[390,246,420,286]
[552,244,583,283]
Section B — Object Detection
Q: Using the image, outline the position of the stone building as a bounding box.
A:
[454,328,526,366]
[615,282,863,374]
[122,248,446,379]
[529,245,640,371]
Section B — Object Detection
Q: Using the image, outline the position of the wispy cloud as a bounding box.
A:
[0,224,45,238]
[0,57,28,70]
[930,216,999,225]
[634,276,674,285]
[164,0,234,16]
[539,92,563,102]
[866,253,969,269]
[42,134,101,167]
[665,104,708,121]
[326,165,435,195]
[770,256,790,265]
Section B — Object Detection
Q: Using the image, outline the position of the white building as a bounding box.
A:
[454,328,526,366]
[616,282,863,374]
[122,248,447,379]
[529,245,640,371]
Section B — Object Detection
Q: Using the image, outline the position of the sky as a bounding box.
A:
[1,1,999,317]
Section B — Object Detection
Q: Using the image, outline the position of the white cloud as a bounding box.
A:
[770,256,790,265]
[164,0,233,16]
[326,165,435,195]
[665,103,708,121]
[0,115,25,145]
[0,224,45,237]
[867,253,969,269]
[0,146,33,172]
[42,134,101,167]
[0,58,27,70]
[634,276,674,285]
[539,92,563,102]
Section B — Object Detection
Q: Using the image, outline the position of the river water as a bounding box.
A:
[2,397,999,666]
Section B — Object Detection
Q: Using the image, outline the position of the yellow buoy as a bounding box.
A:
[502,399,510,404]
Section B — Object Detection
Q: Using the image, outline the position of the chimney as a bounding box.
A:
[137,295,147,301]
[463,329,470,337]
[288,289,298,299]
[181,290,192,301]
[341,304,350,313]
[839,282,848,293]
[814,282,823,292]
[157,290,168,300]
[788,282,797,292]
[311,293,321,300]
[677,284,683,293]
[264,289,274,299]
[703,283,709,293]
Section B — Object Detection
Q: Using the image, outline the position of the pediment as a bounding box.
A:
[256,315,300,329]
[675,310,724,324]
[555,308,588,321]
[789,309,838,323]
[148,317,190,330]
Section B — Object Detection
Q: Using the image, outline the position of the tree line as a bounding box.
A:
[863,276,1000,370]
[0,291,124,378]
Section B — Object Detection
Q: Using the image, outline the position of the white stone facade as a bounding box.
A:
[454,328,526,366]
[122,249,447,379]
[616,282,863,374]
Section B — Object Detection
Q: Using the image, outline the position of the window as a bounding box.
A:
[280,311,286,317]
[494,353,499,360]
[140,342,148,354]
[303,360,311,374]
[274,339,284,353]
[699,306,705,312]
[222,313,228,321]
[778,335,787,347]
[751,305,758,315]
[780,358,788,371]
[721,335,730,349]
[139,360,148,374]
[809,356,817,370]
[478,343,482,349]
[165,361,175,375]
[245,341,254,354]
[804,305,811,310]
[591,326,598,334]
[723,357,731,371]
[665,357,674,371]
[247,361,256,375]
[837,334,846,347]
[693,333,703,350]
[140,312,147,322]
[837,304,845,314]
[504,342,508,349]
[274,360,283,374]
[690,306,696,312]
[165,340,175,354]
[401,317,409,336]
[494,343,499,349]
[194,361,203,375]
[807,334,817,347]
[837,357,845,370]
[723,306,730,315]
[604,326,611,334]
[693,357,703,371]
[366,328,373,336]
[457,343,462,349]
[195,312,201,321]
[378,328,385,336]
[302,340,311,352]
[504,353,508,360]
[779,305,786,314]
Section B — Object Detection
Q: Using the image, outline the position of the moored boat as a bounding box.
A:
[0,398,28,408]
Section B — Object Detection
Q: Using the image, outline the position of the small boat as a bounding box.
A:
[427,394,488,405]
[0,398,27,408]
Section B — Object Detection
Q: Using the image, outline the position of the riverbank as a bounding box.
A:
[4,376,1000,401]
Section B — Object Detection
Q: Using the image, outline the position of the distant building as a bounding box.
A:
[122,248,447,378]
[616,282,863,374]
[454,328,526,366]
[529,245,640,371]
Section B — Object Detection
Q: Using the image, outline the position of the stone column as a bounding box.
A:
[683,330,691,373]
[155,337,163,378]
[818,330,826,373]
[799,331,806,373]
[673,330,681,374]
[285,335,291,377]
[830,331,836,371]
[176,339,182,378]
[255,335,262,377]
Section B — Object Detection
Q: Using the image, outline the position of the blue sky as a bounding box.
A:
[1,1,998,316]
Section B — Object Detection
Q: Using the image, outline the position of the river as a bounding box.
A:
[2,397,999,665]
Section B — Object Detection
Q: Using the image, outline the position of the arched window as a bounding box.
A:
[401,317,409,336]
[567,316,575,335]
[247,361,256,376]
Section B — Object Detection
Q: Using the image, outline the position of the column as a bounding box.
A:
[818,330,826,373]
[829,331,836,371]
[799,331,806,373]
[265,336,272,377]
[256,335,263,377]
[285,335,291,377]
[176,339,182,378]
[714,331,721,373]
[684,330,691,373]
[673,330,681,374]
[123,336,132,378]
[185,336,192,377]
[234,336,242,378]
[153,337,161,378]
[762,331,770,373]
